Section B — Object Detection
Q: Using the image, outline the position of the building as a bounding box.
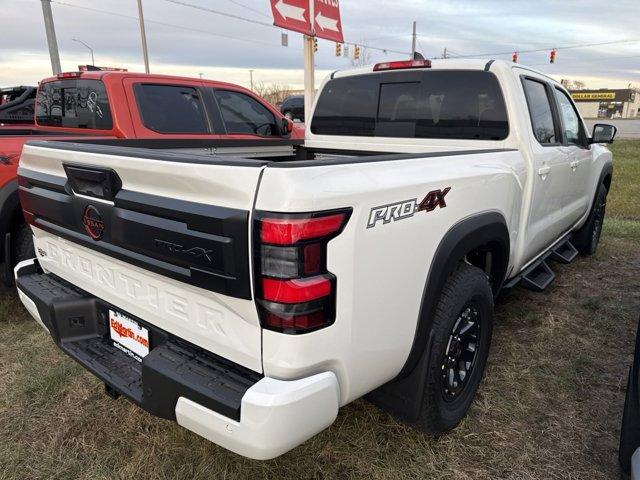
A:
[568,88,640,119]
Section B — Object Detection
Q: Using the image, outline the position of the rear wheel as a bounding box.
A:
[573,184,607,256]
[418,263,494,433]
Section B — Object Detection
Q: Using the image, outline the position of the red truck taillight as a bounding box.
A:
[254,209,351,334]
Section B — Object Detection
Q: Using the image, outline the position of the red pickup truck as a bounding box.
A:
[0,70,302,283]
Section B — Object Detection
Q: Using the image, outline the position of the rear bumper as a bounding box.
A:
[15,258,340,460]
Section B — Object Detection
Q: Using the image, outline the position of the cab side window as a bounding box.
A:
[554,88,584,146]
[213,90,278,136]
[522,78,557,144]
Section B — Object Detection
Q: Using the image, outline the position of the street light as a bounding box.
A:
[72,38,94,66]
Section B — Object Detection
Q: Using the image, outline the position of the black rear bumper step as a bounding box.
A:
[15,260,262,422]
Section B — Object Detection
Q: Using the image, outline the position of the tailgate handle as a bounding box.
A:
[63,165,122,201]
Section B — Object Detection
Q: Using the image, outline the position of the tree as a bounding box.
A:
[350,45,372,67]
[252,82,294,107]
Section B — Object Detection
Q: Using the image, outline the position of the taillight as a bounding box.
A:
[254,209,351,334]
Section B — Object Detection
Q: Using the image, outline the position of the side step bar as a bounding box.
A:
[504,235,578,292]
[520,260,555,292]
[550,238,579,264]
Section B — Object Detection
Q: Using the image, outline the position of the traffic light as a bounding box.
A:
[313,37,318,53]
[354,45,360,60]
[335,42,342,57]
[512,52,518,63]
[550,48,557,63]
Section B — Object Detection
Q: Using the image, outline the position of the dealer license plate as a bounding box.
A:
[108,310,150,361]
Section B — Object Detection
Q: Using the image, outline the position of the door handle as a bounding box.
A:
[538,165,551,178]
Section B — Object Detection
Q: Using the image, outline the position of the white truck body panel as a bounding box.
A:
[16,59,613,458]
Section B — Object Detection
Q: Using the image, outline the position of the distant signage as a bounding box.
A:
[269,0,344,42]
[313,0,344,42]
[270,0,312,36]
[570,89,635,103]
[571,92,615,101]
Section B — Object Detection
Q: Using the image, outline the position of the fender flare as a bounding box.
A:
[0,179,20,263]
[367,211,510,421]
[398,211,510,378]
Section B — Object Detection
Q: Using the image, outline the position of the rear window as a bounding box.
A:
[311,70,508,140]
[134,84,209,133]
[36,79,113,129]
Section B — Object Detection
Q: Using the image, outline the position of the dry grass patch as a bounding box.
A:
[0,140,638,479]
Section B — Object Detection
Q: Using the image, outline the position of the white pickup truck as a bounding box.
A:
[15,59,616,460]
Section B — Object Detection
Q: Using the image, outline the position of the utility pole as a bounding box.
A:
[249,69,254,91]
[303,1,315,121]
[411,21,417,59]
[137,0,150,73]
[40,0,61,75]
[72,38,94,66]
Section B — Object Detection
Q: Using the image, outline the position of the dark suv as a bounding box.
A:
[280,95,304,122]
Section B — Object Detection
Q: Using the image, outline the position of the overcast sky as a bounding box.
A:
[1,0,639,89]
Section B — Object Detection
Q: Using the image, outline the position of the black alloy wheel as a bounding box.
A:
[441,305,481,400]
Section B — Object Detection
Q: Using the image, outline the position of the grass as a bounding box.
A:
[0,141,638,479]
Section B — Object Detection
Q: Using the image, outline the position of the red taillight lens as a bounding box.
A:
[263,276,332,303]
[255,209,351,334]
[373,59,432,71]
[260,213,347,245]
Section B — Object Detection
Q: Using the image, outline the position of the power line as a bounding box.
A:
[529,53,640,67]
[163,0,410,55]
[224,0,271,19]
[51,0,287,49]
[432,39,640,58]
[163,0,274,28]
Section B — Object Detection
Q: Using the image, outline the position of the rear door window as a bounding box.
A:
[213,90,278,136]
[36,79,113,129]
[134,84,209,133]
[522,78,557,144]
[311,70,509,140]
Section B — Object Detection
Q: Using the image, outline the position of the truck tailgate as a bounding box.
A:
[18,142,265,372]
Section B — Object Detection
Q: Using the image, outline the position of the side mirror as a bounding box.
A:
[590,123,617,144]
[281,117,293,136]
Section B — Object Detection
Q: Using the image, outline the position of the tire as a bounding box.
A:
[418,263,494,433]
[12,222,35,266]
[283,111,293,120]
[573,183,607,256]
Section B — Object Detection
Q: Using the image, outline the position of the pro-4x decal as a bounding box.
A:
[367,187,451,228]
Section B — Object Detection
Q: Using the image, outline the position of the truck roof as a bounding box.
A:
[39,71,254,92]
[331,58,558,84]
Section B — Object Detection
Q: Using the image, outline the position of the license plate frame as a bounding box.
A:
[108,309,150,361]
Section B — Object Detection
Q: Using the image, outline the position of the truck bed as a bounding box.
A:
[26,138,514,167]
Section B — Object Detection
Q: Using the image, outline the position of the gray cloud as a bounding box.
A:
[0,0,639,87]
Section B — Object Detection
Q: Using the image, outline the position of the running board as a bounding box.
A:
[519,260,555,292]
[503,234,580,292]
[549,239,578,264]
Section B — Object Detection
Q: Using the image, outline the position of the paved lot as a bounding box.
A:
[585,119,640,139]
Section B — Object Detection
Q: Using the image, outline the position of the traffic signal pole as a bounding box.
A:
[303,1,315,123]
[40,0,61,75]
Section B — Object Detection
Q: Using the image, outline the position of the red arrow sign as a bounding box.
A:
[313,0,343,42]
[270,0,312,36]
